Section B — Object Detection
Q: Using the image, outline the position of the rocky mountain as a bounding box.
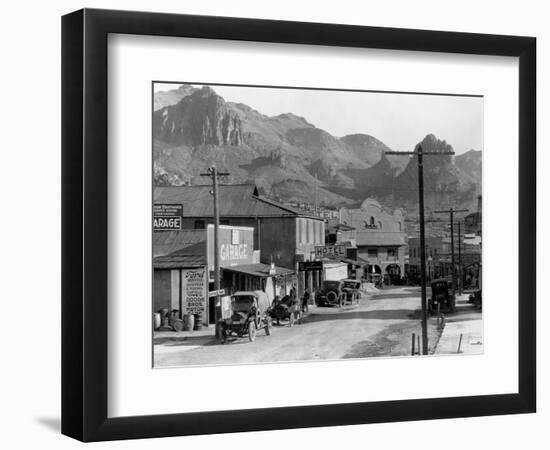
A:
[389,134,480,212]
[153,84,197,111]
[153,85,481,212]
[455,149,482,181]
[154,86,243,146]
[341,133,407,173]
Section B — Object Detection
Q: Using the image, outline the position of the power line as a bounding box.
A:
[200,166,230,325]
[386,146,454,356]
[433,208,468,305]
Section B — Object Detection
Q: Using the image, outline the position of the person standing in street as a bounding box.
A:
[302,289,310,313]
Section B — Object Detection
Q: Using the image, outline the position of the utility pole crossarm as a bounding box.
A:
[434,209,468,214]
[200,171,230,177]
[385,151,455,156]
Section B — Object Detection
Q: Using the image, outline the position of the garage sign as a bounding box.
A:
[153,204,183,231]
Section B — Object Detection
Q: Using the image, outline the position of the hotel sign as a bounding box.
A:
[314,245,346,259]
[153,204,183,231]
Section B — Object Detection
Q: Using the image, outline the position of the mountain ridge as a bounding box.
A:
[153,85,481,212]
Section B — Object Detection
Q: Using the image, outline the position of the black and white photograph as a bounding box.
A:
[152,82,483,367]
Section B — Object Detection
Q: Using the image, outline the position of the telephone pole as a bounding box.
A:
[458,220,463,295]
[200,166,230,324]
[433,208,468,303]
[386,145,454,355]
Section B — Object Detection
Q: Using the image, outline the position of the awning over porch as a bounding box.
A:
[340,257,368,266]
[222,263,295,278]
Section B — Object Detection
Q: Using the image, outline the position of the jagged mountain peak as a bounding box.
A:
[153,86,243,147]
[415,133,454,154]
[197,85,217,97]
[153,84,198,111]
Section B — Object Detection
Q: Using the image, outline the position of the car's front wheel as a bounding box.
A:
[289,313,296,327]
[248,321,256,342]
[216,322,226,344]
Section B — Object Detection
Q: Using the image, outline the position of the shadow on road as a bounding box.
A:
[154,335,217,346]
[371,293,421,300]
[303,309,418,324]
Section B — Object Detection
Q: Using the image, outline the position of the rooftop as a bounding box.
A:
[153,229,206,258]
[154,184,322,220]
[153,245,207,269]
[355,231,407,247]
[221,263,295,278]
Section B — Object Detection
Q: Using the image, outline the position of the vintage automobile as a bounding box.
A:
[341,279,362,305]
[269,294,302,326]
[468,289,482,310]
[215,290,272,343]
[315,280,345,307]
[428,278,455,314]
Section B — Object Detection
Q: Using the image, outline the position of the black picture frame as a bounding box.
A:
[62,8,536,442]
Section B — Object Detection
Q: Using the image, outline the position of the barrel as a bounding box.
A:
[193,313,203,331]
[183,314,195,331]
[173,319,184,332]
[153,313,161,330]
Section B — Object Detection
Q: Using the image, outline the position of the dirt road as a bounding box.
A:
[154,286,440,367]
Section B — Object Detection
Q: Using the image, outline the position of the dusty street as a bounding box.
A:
[154,286,443,367]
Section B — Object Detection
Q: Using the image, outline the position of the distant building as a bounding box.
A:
[407,236,444,281]
[407,233,481,286]
[464,195,482,236]
[339,199,407,283]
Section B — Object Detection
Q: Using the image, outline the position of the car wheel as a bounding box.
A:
[248,321,256,342]
[326,291,338,304]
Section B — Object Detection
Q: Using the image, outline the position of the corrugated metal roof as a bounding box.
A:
[153,184,321,219]
[326,223,356,232]
[153,253,207,269]
[153,229,206,257]
[222,263,295,278]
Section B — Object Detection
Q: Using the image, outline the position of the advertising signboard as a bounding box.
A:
[207,225,255,269]
[181,267,207,315]
[153,204,183,231]
[298,261,323,272]
[314,244,346,259]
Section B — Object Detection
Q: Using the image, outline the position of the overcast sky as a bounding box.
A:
[154,82,483,155]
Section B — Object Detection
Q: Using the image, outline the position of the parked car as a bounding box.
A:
[269,294,302,326]
[216,291,272,343]
[341,279,362,305]
[468,289,482,310]
[315,280,345,307]
[428,279,455,314]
